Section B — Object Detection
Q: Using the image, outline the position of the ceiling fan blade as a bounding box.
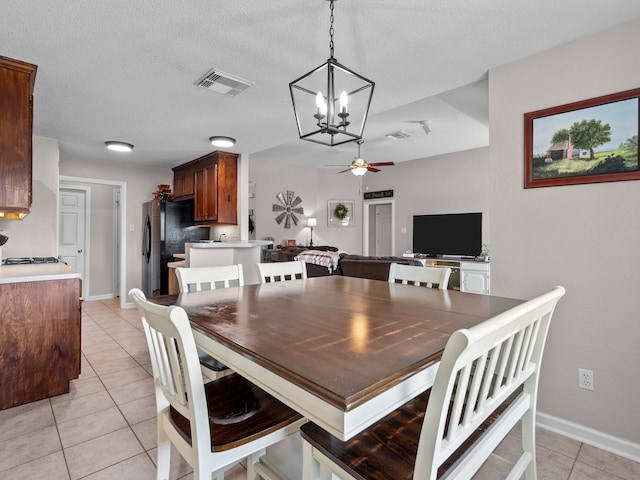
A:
[368,162,395,167]
[338,167,353,173]
[367,166,381,173]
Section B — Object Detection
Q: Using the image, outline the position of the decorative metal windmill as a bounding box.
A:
[273,190,304,229]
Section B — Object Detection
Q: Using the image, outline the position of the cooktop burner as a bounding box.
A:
[3,257,61,265]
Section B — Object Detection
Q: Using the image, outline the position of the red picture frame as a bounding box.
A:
[524,88,640,188]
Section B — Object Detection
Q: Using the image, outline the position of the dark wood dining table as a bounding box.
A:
[153,275,523,441]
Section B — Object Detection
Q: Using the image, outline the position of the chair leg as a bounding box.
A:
[155,427,171,480]
[521,409,537,480]
[246,450,265,480]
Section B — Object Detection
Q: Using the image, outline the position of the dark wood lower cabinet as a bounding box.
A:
[0,278,82,410]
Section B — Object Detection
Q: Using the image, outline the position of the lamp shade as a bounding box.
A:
[307,217,317,227]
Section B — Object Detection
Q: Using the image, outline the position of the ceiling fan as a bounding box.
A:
[407,120,432,135]
[337,140,395,176]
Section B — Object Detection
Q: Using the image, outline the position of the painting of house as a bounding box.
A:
[546,134,589,161]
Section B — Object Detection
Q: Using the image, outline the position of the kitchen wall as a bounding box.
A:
[0,136,58,259]
[489,17,640,456]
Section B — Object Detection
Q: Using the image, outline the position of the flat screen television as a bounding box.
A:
[413,212,482,257]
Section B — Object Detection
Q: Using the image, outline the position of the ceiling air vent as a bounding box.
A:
[195,68,254,97]
[385,130,412,140]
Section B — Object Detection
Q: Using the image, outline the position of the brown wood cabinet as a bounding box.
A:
[0,56,37,220]
[0,277,81,410]
[172,162,196,199]
[173,150,238,225]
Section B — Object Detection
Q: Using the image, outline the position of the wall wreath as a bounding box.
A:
[327,200,355,227]
[333,203,349,220]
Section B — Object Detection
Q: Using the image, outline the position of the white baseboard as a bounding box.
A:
[537,411,640,463]
[87,293,115,301]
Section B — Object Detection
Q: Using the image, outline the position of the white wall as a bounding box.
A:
[59,155,173,301]
[489,18,640,453]
[0,136,59,259]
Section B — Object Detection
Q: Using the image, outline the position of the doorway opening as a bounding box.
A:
[59,176,127,309]
[363,199,395,256]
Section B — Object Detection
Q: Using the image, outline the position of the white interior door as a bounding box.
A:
[59,188,88,298]
[363,199,395,256]
[375,204,393,256]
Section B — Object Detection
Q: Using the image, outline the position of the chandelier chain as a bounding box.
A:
[329,0,335,58]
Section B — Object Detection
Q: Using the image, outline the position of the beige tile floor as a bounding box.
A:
[1,297,639,480]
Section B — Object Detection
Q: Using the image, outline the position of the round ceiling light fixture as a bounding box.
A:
[209,136,236,148]
[105,141,134,152]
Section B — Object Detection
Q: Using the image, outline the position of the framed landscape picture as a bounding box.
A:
[524,88,640,188]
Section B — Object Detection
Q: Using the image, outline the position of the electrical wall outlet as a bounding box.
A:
[578,368,594,390]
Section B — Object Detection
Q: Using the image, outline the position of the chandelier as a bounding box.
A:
[289,0,375,147]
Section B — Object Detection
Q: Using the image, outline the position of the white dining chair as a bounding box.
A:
[256,260,307,283]
[301,286,565,480]
[388,263,452,290]
[176,264,244,292]
[129,288,306,480]
[175,265,244,381]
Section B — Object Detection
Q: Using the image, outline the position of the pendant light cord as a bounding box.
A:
[329,0,335,58]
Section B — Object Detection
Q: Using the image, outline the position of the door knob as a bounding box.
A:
[77,249,83,253]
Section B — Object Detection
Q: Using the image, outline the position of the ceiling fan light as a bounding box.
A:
[209,136,236,148]
[352,166,367,176]
[105,141,134,152]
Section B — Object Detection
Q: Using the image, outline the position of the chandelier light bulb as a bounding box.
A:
[315,92,327,117]
[339,91,348,114]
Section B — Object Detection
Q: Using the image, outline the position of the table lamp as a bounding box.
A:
[307,217,317,247]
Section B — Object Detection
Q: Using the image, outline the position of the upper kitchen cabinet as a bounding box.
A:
[173,151,238,225]
[0,56,37,220]
[172,162,196,199]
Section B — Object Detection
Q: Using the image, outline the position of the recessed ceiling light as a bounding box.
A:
[209,136,236,148]
[105,141,134,152]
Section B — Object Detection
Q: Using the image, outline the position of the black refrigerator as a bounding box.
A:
[141,200,209,296]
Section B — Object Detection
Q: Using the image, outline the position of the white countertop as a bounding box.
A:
[0,263,81,284]
[187,240,272,249]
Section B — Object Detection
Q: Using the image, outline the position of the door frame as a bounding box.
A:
[59,175,128,309]
[362,199,395,256]
[59,185,91,300]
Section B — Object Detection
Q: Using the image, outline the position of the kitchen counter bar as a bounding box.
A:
[188,240,272,249]
[0,263,81,284]
[185,240,272,285]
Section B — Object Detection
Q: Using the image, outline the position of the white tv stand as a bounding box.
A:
[403,254,490,295]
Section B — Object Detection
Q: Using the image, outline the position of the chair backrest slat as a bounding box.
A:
[256,260,307,283]
[388,263,452,290]
[176,264,244,293]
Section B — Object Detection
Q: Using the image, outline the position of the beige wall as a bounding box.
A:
[489,18,640,452]
[0,136,59,259]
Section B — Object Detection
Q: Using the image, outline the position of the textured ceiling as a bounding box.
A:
[2,0,639,170]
